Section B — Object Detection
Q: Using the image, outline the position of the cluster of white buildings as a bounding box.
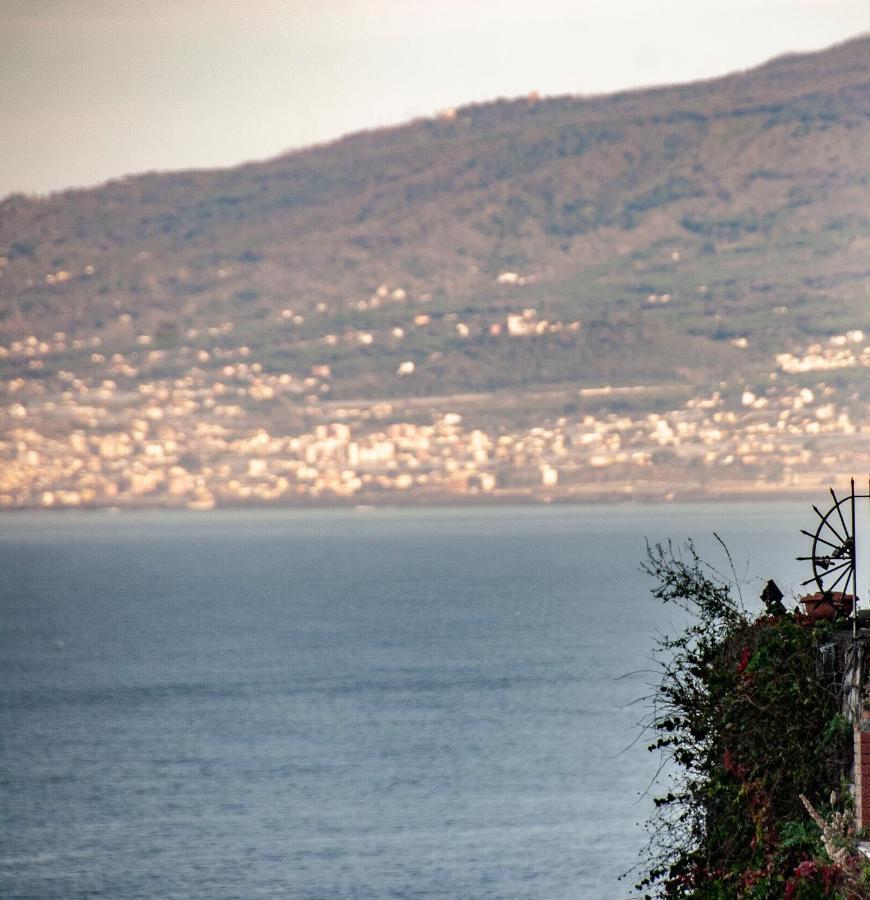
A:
[1,297,868,508]
[775,331,867,374]
[0,356,866,508]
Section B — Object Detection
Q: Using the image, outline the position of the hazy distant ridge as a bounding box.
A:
[1,35,868,399]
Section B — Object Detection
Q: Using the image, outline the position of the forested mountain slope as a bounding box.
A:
[1,35,868,400]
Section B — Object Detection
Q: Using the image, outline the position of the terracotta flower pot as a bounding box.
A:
[799,592,855,620]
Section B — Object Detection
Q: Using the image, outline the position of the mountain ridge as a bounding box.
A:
[0,36,868,507]
[9,32,868,203]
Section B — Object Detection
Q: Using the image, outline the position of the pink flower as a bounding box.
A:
[794,860,817,878]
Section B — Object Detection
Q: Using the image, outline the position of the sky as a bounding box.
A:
[2,0,868,198]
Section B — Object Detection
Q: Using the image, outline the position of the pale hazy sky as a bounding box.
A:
[2,0,868,198]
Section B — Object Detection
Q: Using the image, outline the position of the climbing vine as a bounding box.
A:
[636,540,866,898]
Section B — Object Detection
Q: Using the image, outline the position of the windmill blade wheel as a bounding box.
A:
[805,488,856,599]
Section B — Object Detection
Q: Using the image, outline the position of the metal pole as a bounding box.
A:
[852,477,857,638]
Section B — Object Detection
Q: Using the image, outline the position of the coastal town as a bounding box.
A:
[1,303,867,509]
[2,28,868,516]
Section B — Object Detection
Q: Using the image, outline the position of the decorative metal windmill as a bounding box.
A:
[797,478,869,633]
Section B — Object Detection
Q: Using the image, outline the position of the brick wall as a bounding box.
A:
[855,726,870,832]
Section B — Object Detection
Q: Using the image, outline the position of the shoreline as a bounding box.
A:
[0,482,840,513]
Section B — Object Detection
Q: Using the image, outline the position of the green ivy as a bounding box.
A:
[635,541,856,898]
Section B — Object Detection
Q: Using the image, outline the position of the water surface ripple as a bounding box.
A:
[0,504,809,898]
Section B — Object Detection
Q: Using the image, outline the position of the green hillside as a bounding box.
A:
[0,37,868,508]
[1,35,868,402]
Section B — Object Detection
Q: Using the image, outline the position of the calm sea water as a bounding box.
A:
[0,503,812,899]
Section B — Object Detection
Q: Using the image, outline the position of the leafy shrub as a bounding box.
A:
[636,541,859,898]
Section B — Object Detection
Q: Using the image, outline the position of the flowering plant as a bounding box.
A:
[634,541,861,898]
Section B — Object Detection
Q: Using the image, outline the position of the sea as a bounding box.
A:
[0,503,815,899]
